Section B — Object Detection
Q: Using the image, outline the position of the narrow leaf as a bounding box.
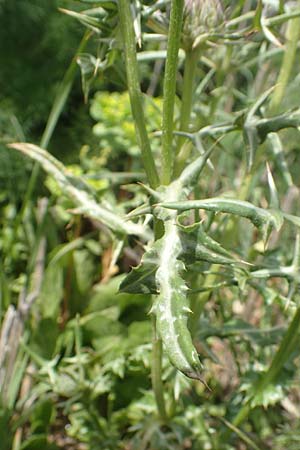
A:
[9,143,149,239]
[158,197,283,245]
[59,8,103,33]
[266,163,280,209]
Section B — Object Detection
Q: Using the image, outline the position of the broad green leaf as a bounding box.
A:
[51,372,79,398]
[29,399,54,433]
[30,319,59,360]
[73,249,95,294]
[87,274,150,329]
[39,264,64,318]
[9,143,149,239]
[81,315,125,342]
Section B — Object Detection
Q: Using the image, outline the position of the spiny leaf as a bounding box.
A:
[256,108,300,141]
[244,104,300,169]
[250,235,300,282]
[178,221,239,265]
[158,197,283,245]
[120,219,240,295]
[9,143,149,239]
[243,86,275,169]
[119,245,158,294]
[124,181,204,381]
[151,218,204,382]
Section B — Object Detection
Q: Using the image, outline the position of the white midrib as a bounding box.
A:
[156,213,192,369]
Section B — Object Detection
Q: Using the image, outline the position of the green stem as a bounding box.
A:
[190,266,219,337]
[151,316,168,422]
[174,47,200,177]
[161,0,185,185]
[269,13,300,114]
[118,0,159,189]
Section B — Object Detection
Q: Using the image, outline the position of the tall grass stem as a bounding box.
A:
[270,14,300,113]
[161,0,185,184]
[118,0,159,189]
[174,47,200,176]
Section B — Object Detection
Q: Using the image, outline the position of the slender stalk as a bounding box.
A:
[269,13,300,113]
[148,0,185,412]
[174,47,200,177]
[151,316,168,422]
[118,0,159,189]
[161,0,185,184]
[118,0,168,419]
[190,266,219,337]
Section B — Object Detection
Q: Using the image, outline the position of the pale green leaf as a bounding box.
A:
[158,197,283,244]
[39,264,64,318]
[151,218,204,381]
[9,143,149,239]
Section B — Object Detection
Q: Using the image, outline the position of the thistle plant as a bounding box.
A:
[183,0,224,49]
[5,0,300,448]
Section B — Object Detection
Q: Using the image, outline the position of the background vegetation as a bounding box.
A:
[1,1,300,449]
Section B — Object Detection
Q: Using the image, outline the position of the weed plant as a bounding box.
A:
[1,1,300,449]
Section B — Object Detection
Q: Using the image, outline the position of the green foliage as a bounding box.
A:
[0,0,82,131]
[2,1,300,449]
[90,91,163,167]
